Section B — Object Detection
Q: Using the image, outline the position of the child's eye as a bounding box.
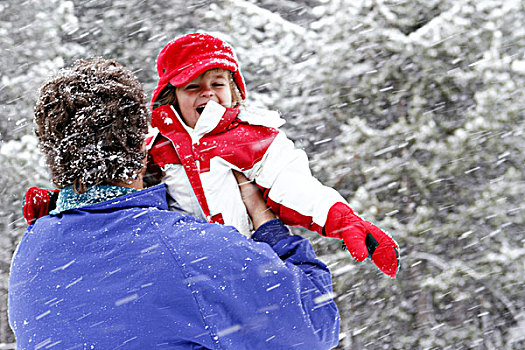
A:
[185,84,199,90]
[212,82,226,87]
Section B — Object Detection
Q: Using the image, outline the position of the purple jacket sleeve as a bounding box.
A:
[162,217,340,349]
[252,219,341,348]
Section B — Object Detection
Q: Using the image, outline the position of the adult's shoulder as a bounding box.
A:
[152,214,245,248]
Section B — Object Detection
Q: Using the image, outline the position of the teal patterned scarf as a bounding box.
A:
[51,185,139,214]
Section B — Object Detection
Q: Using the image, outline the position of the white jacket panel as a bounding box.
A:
[200,158,252,236]
[162,164,205,219]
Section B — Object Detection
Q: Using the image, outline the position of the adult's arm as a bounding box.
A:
[232,170,275,229]
[251,218,341,348]
[159,210,340,349]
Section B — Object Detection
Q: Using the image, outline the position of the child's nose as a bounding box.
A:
[200,86,215,98]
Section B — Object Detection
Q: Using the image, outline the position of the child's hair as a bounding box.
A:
[151,33,246,111]
[34,57,150,193]
[153,68,243,111]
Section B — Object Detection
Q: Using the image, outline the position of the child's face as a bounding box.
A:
[175,69,233,128]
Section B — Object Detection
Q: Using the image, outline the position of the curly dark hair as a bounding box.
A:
[34,57,150,193]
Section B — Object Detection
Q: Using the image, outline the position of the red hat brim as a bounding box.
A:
[168,58,238,87]
[150,60,246,110]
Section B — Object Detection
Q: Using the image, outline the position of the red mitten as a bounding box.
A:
[324,202,400,278]
[23,187,60,225]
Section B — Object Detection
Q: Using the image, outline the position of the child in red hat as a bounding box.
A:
[147,32,400,278]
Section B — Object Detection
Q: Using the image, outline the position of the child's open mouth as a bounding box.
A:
[196,106,205,115]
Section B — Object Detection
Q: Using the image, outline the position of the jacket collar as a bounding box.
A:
[151,101,240,144]
[51,184,169,214]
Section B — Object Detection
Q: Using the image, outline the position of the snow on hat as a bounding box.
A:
[151,32,246,109]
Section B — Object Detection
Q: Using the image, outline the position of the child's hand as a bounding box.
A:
[233,171,276,230]
[324,202,400,278]
[23,187,59,225]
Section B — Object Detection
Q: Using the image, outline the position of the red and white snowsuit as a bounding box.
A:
[148,101,345,237]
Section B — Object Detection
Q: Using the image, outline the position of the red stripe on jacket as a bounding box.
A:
[149,105,279,172]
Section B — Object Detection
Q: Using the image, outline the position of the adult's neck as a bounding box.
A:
[109,177,143,190]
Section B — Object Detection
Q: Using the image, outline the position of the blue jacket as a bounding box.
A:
[9,184,340,349]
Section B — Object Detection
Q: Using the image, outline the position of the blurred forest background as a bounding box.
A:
[1,0,524,348]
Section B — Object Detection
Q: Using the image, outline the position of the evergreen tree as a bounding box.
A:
[291,0,525,348]
[0,0,84,142]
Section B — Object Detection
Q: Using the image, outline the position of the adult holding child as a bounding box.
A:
[22,33,400,278]
[9,57,340,349]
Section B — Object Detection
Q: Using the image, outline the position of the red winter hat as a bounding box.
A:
[151,32,246,109]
